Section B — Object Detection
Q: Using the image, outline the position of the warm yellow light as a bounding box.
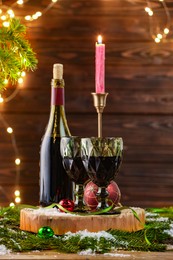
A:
[97,35,102,44]
[7,9,13,14]
[18,77,24,84]
[155,37,160,43]
[14,190,20,197]
[9,202,15,207]
[10,13,15,18]
[36,11,42,17]
[52,0,58,2]
[164,28,169,34]
[15,197,21,203]
[148,10,153,16]
[4,79,8,85]
[145,7,150,13]
[0,9,2,14]
[1,15,7,21]
[3,21,10,27]
[7,127,13,134]
[32,14,38,20]
[15,158,21,165]
[21,71,26,77]
[157,33,162,39]
[17,0,24,5]
[7,9,14,18]
[25,15,32,21]
[0,95,4,103]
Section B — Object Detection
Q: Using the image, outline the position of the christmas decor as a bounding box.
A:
[20,207,145,235]
[58,199,75,212]
[144,0,171,43]
[84,181,121,210]
[0,17,37,91]
[38,226,54,239]
[107,181,121,206]
[0,206,173,254]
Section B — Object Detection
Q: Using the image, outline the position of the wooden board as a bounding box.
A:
[20,207,145,235]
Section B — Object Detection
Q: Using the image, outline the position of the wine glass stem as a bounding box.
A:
[98,187,108,209]
[75,184,85,211]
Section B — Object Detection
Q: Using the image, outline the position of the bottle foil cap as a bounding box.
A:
[53,63,63,79]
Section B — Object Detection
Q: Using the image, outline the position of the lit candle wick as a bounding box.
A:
[98,35,102,44]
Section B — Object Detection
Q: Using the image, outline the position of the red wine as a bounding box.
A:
[63,157,89,184]
[40,64,73,206]
[87,156,121,187]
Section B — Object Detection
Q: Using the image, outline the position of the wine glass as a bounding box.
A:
[60,136,89,212]
[81,137,123,210]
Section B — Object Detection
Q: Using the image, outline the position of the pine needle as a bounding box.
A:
[0,206,173,254]
[0,18,37,91]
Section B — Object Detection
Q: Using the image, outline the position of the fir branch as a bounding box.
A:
[0,206,172,254]
[0,18,37,91]
[147,207,173,220]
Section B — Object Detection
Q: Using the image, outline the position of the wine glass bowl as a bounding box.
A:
[81,137,123,210]
[60,136,89,211]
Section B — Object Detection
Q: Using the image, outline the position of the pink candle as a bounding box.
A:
[95,35,105,93]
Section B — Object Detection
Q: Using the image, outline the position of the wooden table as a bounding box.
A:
[0,250,172,259]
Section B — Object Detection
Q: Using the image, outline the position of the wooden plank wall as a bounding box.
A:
[0,0,173,207]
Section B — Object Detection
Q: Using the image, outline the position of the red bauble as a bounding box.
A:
[83,182,98,210]
[107,181,121,206]
[59,199,75,212]
[84,181,121,210]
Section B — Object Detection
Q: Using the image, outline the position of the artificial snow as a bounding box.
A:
[164,223,173,238]
[0,245,11,255]
[63,229,115,241]
[145,212,158,217]
[167,244,173,250]
[7,228,17,234]
[104,253,131,257]
[78,249,96,255]
[78,250,131,257]
[146,216,169,222]
[26,207,71,217]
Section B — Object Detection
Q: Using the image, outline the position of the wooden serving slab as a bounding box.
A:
[20,207,145,235]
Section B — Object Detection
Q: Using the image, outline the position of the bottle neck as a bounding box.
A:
[51,79,65,106]
[46,78,71,137]
[51,87,64,106]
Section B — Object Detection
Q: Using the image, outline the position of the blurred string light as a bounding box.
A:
[0,113,21,205]
[12,0,59,22]
[0,0,58,96]
[0,0,59,22]
[14,189,21,203]
[144,0,171,43]
[0,72,26,104]
[0,1,60,206]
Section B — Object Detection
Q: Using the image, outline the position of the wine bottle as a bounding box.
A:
[40,63,73,206]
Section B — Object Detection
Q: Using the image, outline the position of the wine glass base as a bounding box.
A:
[96,186,109,210]
[73,206,87,213]
[101,209,121,215]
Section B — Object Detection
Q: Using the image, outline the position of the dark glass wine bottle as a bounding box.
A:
[40,63,73,206]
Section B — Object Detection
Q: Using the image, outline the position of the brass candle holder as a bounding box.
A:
[91,92,109,137]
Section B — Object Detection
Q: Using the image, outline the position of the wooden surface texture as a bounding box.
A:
[20,207,145,234]
[0,0,173,207]
[0,250,173,260]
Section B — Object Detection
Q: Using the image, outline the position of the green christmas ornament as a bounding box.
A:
[38,226,54,238]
